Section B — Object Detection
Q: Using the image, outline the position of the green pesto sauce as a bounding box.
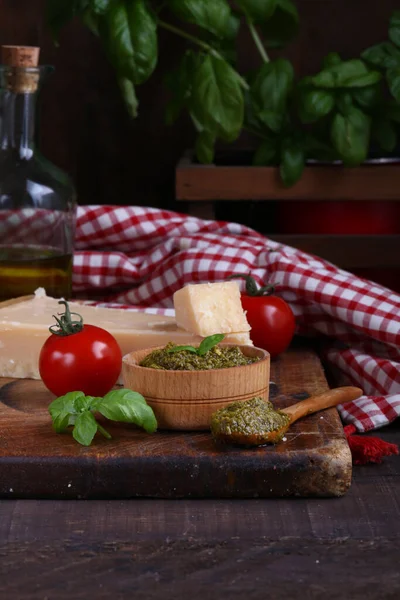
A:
[210,397,290,438]
[139,343,259,371]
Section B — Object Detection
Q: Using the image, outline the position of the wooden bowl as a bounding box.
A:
[121,344,270,430]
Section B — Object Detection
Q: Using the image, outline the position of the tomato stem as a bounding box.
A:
[228,273,275,297]
[49,301,84,336]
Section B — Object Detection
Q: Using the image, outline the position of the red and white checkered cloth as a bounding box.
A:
[72,205,400,433]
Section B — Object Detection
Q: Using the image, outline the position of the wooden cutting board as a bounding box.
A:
[0,347,352,499]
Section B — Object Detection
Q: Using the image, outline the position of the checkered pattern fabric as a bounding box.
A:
[73,205,400,433]
[0,209,66,246]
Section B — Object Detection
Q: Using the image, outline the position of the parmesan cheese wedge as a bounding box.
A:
[173,281,250,337]
[0,288,252,380]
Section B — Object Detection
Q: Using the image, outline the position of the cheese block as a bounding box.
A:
[173,281,250,338]
[0,289,252,380]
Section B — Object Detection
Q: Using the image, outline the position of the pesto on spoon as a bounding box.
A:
[211,387,363,446]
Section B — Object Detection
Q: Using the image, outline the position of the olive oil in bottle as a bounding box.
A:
[0,247,72,301]
[0,46,77,301]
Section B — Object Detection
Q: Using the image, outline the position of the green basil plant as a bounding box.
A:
[47,1,400,186]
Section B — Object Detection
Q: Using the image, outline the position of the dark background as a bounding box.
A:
[0,0,399,210]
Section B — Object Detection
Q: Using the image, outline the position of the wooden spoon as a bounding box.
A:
[212,386,363,446]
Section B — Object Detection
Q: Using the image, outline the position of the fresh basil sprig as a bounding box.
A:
[167,333,225,357]
[46,2,400,187]
[49,389,157,446]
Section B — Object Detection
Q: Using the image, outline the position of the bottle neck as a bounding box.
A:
[0,90,37,159]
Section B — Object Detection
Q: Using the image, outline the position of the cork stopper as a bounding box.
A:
[1,45,40,68]
[1,45,40,93]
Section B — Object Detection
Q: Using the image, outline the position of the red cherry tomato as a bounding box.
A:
[229,274,295,358]
[241,293,295,358]
[39,304,122,397]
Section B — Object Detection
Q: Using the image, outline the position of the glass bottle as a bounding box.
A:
[0,46,77,301]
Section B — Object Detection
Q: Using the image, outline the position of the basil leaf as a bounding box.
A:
[190,54,244,142]
[251,59,294,132]
[167,345,198,354]
[72,411,98,446]
[323,52,342,69]
[253,138,278,165]
[119,78,139,118]
[311,59,381,89]
[222,12,241,41]
[165,51,196,125]
[98,391,157,433]
[190,111,204,132]
[198,334,225,356]
[372,117,397,153]
[352,84,381,109]
[101,0,157,85]
[331,107,371,165]
[205,13,240,64]
[387,67,400,102]
[52,411,71,433]
[361,42,400,70]
[280,141,305,187]
[49,391,84,420]
[345,72,382,88]
[236,0,276,23]
[102,389,148,405]
[91,0,110,14]
[168,0,232,38]
[244,89,265,132]
[336,92,353,116]
[126,0,157,84]
[75,395,97,413]
[262,0,299,49]
[389,10,400,48]
[252,59,294,110]
[195,130,216,163]
[87,396,105,410]
[258,109,284,133]
[82,8,101,36]
[298,89,335,123]
[305,135,339,162]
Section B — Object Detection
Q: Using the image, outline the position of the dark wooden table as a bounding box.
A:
[0,423,399,599]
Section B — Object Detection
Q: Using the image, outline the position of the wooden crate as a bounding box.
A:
[175,153,400,272]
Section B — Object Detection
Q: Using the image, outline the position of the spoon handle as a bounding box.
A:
[281,386,363,424]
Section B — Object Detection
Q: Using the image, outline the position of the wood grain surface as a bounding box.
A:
[1,434,400,600]
[0,347,352,499]
[1,386,399,599]
[176,159,400,201]
[1,536,399,600]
